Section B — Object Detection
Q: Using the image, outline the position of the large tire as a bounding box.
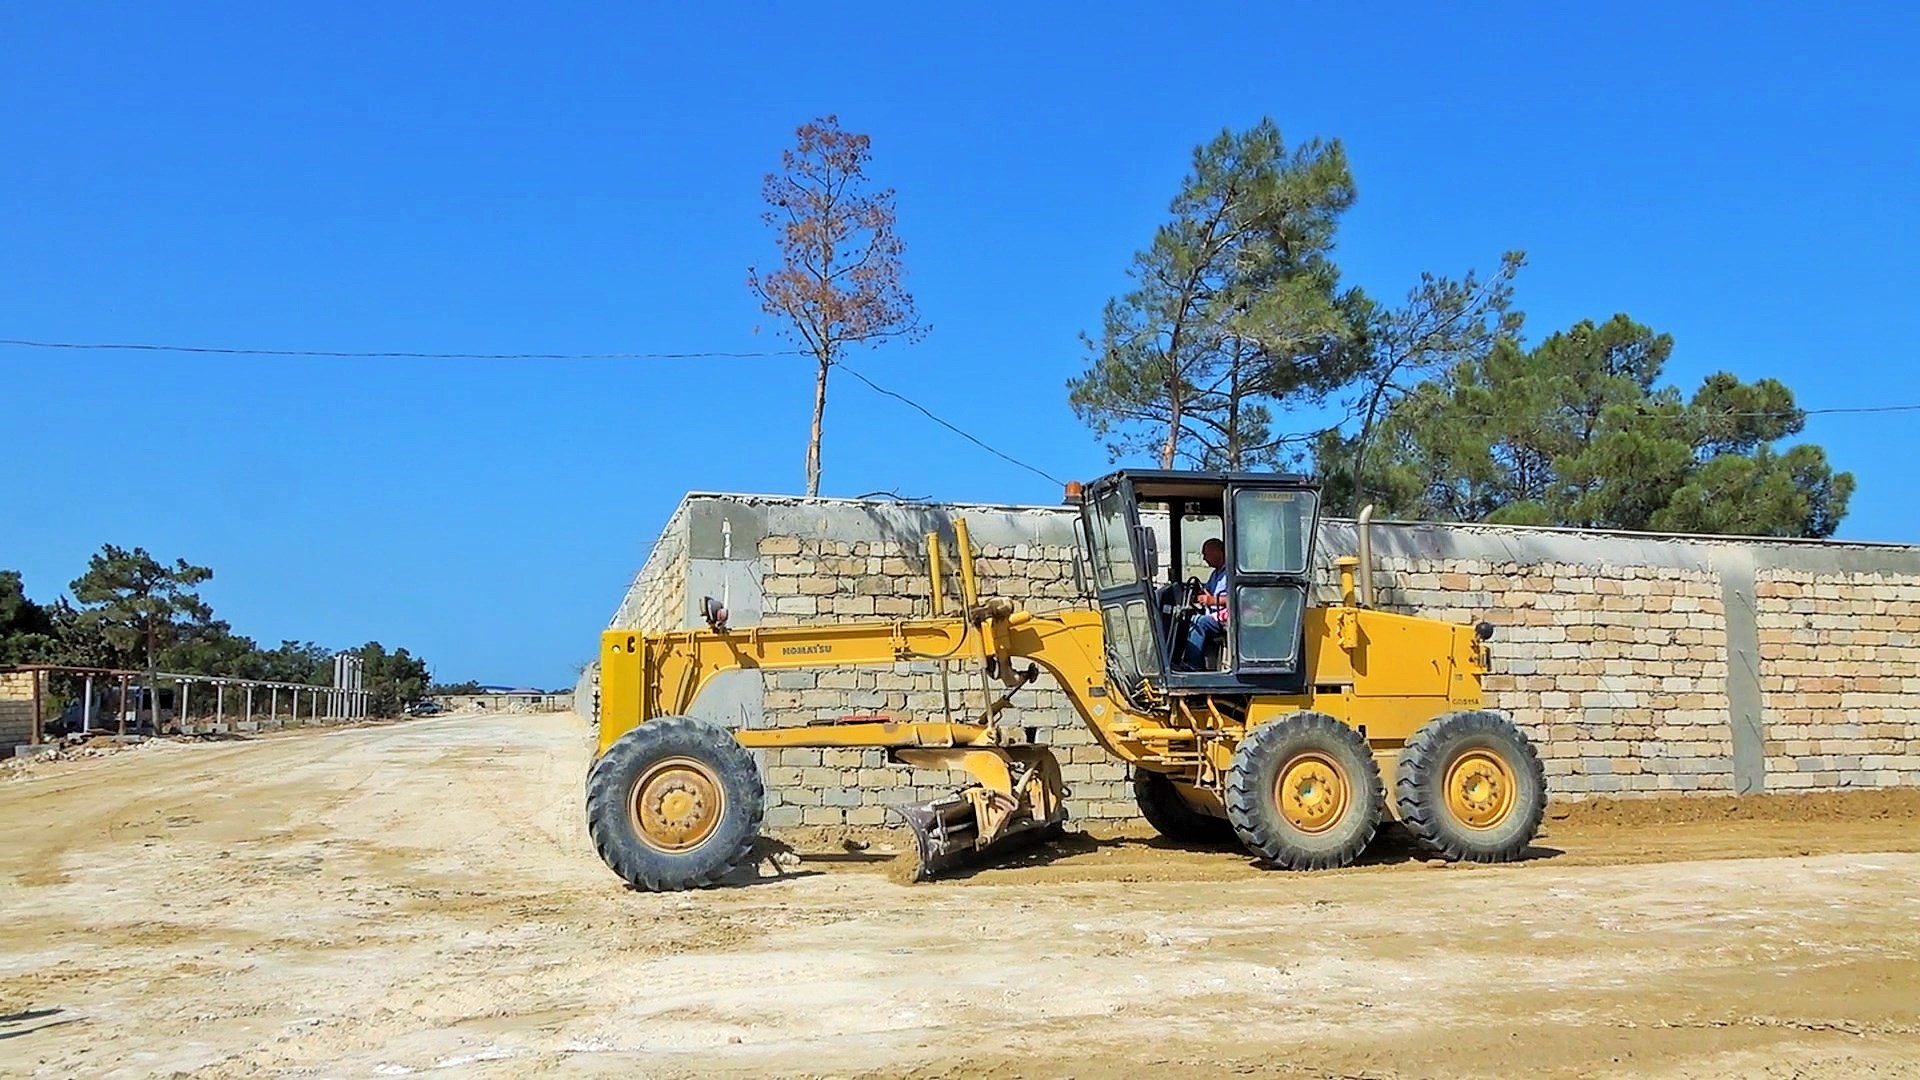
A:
[1396,710,1546,863]
[1133,769,1234,844]
[586,716,765,891]
[1226,713,1382,870]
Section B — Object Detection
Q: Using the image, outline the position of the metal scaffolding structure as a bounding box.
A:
[2,654,374,747]
[329,652,366,720]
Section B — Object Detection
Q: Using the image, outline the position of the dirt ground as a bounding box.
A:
[4,713,1919,1078]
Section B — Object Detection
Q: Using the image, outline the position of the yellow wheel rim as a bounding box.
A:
[1274,751,1350,834]
[628,756,726,853]
[1444,749,1517,830]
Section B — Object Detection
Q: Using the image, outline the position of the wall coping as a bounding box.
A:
[675,491,1919,554]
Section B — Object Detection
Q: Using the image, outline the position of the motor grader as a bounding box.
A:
[588,469,1546,890]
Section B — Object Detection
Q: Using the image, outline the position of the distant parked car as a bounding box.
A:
[405,700,445,717]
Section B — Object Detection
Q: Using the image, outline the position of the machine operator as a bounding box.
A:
[1178,537,1230,669]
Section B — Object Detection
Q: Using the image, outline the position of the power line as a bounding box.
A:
[1373,403,1920,424]
[1,333,1069,487]
[1804,404,1920,416]
[834,360,1067,486]
[8,333,1909,475]
[0,337,806,360]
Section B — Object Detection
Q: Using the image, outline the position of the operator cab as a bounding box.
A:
[1075,469,1321,697]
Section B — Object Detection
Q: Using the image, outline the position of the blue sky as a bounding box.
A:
[4,3,1917,686]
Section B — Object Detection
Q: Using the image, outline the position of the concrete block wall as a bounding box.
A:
[602,492,1920,826]
[580,500,692,724]
[753,528,1132,824]
[1,671,37,748]
[611,500,690,634]
[1347,544,1735,795]
[1755,568,1920,787]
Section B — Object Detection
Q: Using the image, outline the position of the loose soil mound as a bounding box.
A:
[1549,787,1920,825]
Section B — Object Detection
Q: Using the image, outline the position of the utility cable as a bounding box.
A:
[2,335,1070,486]
[0,337,806,360]
[833,360,1067,486]
[10,334,1906,474]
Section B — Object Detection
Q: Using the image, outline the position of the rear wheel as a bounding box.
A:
[1133,769,1233,843]
[1396,710,1545,863]
[586,716,764,890]
[1226,713,1382,870]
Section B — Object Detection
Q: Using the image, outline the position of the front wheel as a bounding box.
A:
[1395,710,1546,863]
[1226,713,1383,870]
[586,716,765,890]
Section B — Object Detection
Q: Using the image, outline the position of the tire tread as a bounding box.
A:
[1395,710,1545,863]
[585,716,765,891]
[1225,712,1382,870]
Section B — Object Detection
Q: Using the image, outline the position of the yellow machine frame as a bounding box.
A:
[597,518,1491,805]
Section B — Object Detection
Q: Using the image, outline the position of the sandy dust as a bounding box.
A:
[3,711,1919,1078]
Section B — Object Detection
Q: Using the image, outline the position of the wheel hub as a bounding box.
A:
[1444,749,1517,830]
[1275,751,1350,834]
[629,756,725,852]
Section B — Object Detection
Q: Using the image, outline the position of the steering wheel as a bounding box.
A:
[1154,578,1201,612]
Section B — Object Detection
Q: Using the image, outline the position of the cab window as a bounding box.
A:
[1088,486,1136,590]
[1101,600,1162,677]
[1233,586,1306,666]
[1178,508,1224,582]
[1233,489,1317,576]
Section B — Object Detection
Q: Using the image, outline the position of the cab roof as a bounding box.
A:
[1084,468,1320,502]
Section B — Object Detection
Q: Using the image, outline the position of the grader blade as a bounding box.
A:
[893,793,983,881]
[892,793,1067,881]
[890,747,1071,881]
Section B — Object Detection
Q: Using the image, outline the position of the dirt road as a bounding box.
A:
[4,713,1920,1078]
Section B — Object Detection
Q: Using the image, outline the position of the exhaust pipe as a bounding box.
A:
[1357,504,1376,608]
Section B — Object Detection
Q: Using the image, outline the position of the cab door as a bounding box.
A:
[1225,484,1320,677]
[1080,478,1170,692]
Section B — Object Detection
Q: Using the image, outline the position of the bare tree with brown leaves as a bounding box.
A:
[749,115,923,497]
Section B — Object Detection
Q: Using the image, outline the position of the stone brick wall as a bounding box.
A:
[611,501,689,635]
[1358,551,1735,795]
[603,493,1920,829]
[1755,568,1920,787]
[586,500,693,724]
[0,671,37,749]
[753,529,1133,824]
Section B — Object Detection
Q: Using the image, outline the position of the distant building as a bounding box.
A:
[435,687,573,714]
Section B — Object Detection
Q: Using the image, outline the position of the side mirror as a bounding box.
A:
[701,596,730,631]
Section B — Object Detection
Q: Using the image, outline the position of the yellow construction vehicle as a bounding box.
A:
[589,469,1545,889]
